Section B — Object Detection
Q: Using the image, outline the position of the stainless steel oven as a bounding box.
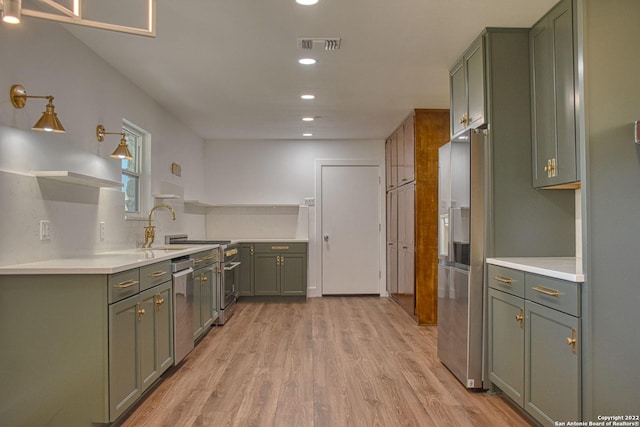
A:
[166,235,240,325]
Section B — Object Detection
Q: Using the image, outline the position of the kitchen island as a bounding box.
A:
[0,245,218,426]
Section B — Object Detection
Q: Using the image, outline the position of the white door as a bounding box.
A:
[321,165,381,294]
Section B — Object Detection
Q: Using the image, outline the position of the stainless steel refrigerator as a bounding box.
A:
[437,129,486,389]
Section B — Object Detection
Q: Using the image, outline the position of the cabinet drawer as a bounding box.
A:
[254,242,307,253]
[487,265,525,297]
[108,269,140,303]
[525,273,580,317]
[140,260,171,291]
[192,249,218,269]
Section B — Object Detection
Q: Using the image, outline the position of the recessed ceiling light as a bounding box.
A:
[298,58,317,65]
[302,117,314,122]
[296,0,318,5]
[303,133,313,137]
[301,94,315,100]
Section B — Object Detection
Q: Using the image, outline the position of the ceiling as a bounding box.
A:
[64,0,558,141]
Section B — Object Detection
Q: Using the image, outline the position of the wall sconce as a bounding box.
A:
[10,84,66,132]
[1,0,22,24]
[96,124,133,160]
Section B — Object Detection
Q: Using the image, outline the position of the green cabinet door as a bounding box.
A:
[281,253,307,295]
[465,38,485,130]
[193,266,214,339]
[108,294,141,421]
[488,289,525,406]
[153,282,174,374]
[530,0,577,188]
[239,244,255,296]
[254,252,280,295]
[139,282,173,392]
[450,59,466,136]
[525,300,580,427]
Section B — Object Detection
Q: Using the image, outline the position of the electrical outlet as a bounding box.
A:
[99,222,105,241]
[40,220,51,240]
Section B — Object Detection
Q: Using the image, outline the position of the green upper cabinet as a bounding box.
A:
[450,36,486,137]
[530,0,578,188]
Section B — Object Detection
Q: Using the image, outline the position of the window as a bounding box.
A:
[121,120,150,217]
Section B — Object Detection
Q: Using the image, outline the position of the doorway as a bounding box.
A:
[317,161,382,295]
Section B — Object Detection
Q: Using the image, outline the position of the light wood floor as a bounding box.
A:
[121,297,531,427]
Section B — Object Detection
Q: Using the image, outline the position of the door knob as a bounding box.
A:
[323,234,329,241]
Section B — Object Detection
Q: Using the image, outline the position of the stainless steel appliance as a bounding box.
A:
[167,235,240,325]
[437,129,486,389]
[172,257,195,364]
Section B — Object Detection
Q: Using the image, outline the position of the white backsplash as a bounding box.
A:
[205,205,309,240]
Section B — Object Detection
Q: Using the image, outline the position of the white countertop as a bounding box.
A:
[486,257,584,282]
[229,238,309,243]
[0,244,220,275]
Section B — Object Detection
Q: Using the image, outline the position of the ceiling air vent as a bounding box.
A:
[297,38,341,51]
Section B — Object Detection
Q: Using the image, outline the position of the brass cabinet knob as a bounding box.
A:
[137,303,145,320]
[155,295,165,311]
[566,328,577,354]
[515,308,524,328]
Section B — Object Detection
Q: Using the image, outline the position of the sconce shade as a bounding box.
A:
[111,137,134,160]
[97,124,134,160]
[32,100,66,132]
[2,0,21,24]
[10,84,66,133]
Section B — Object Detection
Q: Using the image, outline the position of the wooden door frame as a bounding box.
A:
[312,159,386,297]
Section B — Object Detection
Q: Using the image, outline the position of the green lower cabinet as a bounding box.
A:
[488,289,524,406]
[280,253,306,295]
[109,294,141,421]
[109,281,173,422]
[193,264,216,340]
[254,252,281,295]
[252,243,308,297]
[525,300,580,427]
[239,244,255,296]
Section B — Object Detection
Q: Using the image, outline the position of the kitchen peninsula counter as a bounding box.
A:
[0,244,219,275]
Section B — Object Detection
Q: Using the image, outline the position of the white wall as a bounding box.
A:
[204,139,385,296]
[0,20,206,265]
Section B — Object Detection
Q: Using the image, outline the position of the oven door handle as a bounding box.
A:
[224,261,242,271]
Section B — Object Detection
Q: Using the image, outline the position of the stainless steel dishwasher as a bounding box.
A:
[172,257,194,365]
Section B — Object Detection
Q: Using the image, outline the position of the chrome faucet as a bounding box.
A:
[142,204,176,248]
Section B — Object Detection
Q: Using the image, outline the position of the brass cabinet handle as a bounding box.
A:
[272,246,289,251]
[194,258,203,265]
[544,158,557,178]
[137,303,145,320]
[459,113,468,126]
[250,246,254,255]
[566,328,577,354]
[114,279,139,289]
[149,270,168,278]
[281,256,285,266]
[276,256,281,266]
[532,285,560,297]
[202,255,215,261]
[515,308,524,328]
[155,294,165,311]
[225,248,238,257]
[200,273,207,284]
[493,275,513,285]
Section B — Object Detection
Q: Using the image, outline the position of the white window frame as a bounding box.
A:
[122,119,151,220]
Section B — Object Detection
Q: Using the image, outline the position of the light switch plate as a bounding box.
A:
[40,220,51,240]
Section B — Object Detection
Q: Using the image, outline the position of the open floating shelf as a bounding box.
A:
[31,171,122,188]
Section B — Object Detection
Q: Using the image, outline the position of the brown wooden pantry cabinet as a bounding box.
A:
[385,109,449,324]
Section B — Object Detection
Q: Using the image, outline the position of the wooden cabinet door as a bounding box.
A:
[239,244,255,296]
[402,115,415,184]
[280,253,307,295]
[488,289,525,406]
[465,39,485,130]
[385,138,393,191]
[525,300,580,426]
[450,59,466,136]
[254,253,280,295]
[108,295,141,421]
